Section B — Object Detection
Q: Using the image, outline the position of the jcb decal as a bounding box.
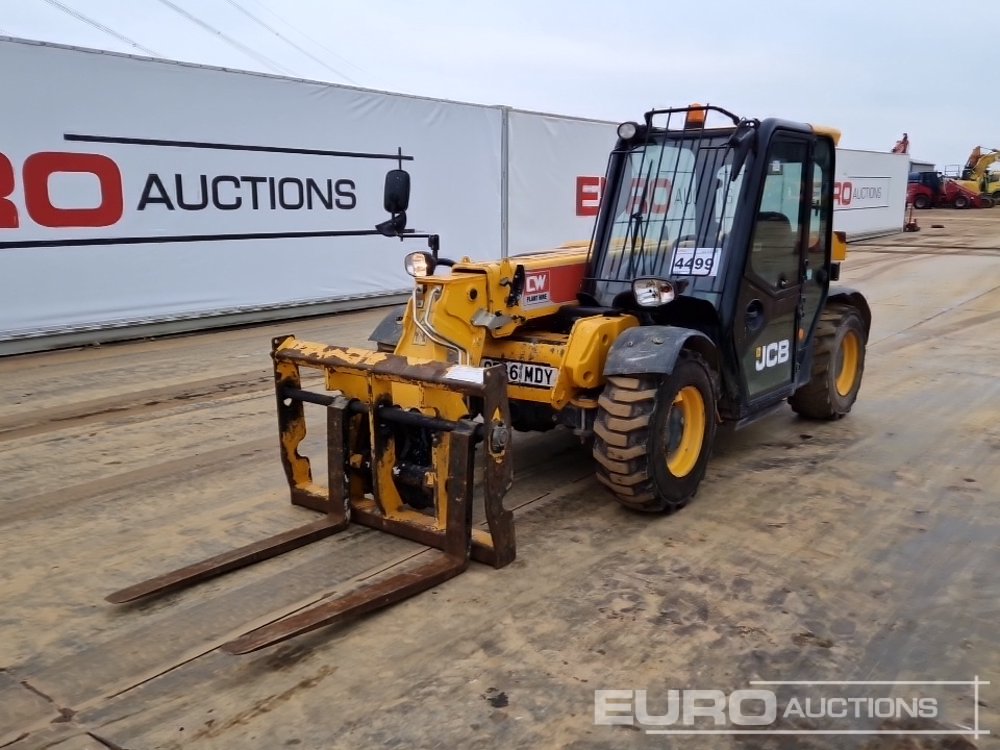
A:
[754,339,790,371]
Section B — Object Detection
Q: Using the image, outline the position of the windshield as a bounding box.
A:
[587,132,745,305]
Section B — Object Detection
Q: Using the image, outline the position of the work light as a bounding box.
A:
[404,251,435,277]
[617,121,639,140]
[632,278,675,307]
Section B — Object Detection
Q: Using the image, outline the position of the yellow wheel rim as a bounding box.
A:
[835,330,861,397]
[666,385,706,478]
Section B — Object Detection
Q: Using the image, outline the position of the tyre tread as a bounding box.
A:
[790,303,865,419]
[592,351,715,512]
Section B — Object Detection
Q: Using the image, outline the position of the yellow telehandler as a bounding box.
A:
[109,105,870,653]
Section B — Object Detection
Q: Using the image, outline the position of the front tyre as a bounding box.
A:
[790,303,867,419]
[593,352,718,513]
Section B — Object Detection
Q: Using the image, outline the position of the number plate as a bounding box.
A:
[481,358,557,389]
[670,246,722,277]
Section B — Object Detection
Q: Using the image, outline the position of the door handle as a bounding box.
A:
[745,299,765,334]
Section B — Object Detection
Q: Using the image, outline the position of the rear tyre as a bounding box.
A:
[912,194,931,209]
[954,195,970,209]
[790,303,866,420]
[593,351,717,513]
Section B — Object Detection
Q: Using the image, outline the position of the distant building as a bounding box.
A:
[909,159,935,173]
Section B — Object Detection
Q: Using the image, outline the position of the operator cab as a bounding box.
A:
[584,106,749,310]
[584,104,840,409]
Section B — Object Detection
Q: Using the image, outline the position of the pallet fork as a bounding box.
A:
[107,335,515,654]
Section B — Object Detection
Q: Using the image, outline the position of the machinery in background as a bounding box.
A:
[959,146,1000,202]
[908,171,993,209]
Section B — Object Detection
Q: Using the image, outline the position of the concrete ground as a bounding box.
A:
[0,209,997,749]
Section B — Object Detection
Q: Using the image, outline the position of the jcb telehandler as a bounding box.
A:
[110,105,870,653]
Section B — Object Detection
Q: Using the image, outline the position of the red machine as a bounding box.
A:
[908,172,993,209]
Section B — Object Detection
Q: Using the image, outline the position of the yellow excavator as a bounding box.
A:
[958,146,1000,204]
[109,105,871,653]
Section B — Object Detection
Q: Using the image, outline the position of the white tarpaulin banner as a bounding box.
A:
[832,149,909,237]
[0,38,502,342]
[0,38,908,349]
[506,111,616,254]
[512,113,909,245]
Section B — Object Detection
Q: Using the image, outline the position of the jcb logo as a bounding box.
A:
[754,340,790,371]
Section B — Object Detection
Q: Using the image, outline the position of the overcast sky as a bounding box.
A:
[3,0,994,170]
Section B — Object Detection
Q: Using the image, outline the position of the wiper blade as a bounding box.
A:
[626,162,654,278]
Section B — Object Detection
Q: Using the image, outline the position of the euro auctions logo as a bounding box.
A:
[0,151,123,228]
[596,688,780,728]
[594,678,990,738]
[0,146,359,231]
[0,134,399,250]
[575,175,673,217]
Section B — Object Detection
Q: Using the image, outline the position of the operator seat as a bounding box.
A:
[751,212,796,286]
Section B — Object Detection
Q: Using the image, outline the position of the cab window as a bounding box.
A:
[749,137,807,290]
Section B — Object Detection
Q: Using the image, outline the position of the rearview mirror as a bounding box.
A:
[383,169,410,214]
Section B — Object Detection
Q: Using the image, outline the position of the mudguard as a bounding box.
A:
[603,325,719,376]
[827,286,872,335]
[368,304,407,349]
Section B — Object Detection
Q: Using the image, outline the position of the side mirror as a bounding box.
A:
[377,169,410,237]
[383,169,410,213]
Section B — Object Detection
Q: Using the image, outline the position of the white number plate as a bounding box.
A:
[481,358,557,389]
[670,246,722,277]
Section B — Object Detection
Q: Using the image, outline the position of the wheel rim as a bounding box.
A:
[666,386,706,477]
[835,330,861,397]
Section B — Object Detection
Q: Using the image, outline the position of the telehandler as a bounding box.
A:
[109,105,870,653]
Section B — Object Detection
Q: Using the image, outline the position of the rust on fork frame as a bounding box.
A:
[107,334,514,654]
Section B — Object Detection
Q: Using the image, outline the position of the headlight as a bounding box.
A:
[632,277,675,307]
[404,251,435,277]
[617,121,639,140]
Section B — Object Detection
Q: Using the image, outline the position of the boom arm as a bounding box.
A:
[964,147,1000,187]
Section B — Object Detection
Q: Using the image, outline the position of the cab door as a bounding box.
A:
[733,132,811,405]
[797,137,835,374]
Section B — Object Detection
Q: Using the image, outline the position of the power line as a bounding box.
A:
[243,0,369,79]
[221,0,358,84]
[153,0,294,76]
[39,0,161,56]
